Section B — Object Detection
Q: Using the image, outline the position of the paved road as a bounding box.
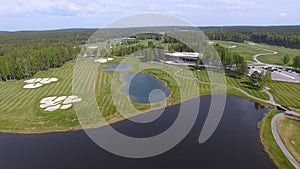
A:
[265,90,276,104]
[247,43,278,65]
[272,113,300,169]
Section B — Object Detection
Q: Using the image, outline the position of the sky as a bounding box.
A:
[0,0,299,31]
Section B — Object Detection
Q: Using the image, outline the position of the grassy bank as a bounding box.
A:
[260,111,295,169]
[0,55,296,134]
[269,81,300,109]
[277,116,300,164]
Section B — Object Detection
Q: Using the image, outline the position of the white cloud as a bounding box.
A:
[176,4,201,8]
[280,12,287,16]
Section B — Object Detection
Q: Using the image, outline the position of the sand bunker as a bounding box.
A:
[88,46,98,49]
[40,95,82,112]
[61,104,73,110]
[95,58,108,63]
[45,105,61,112]
[23,83,43,89]
[23,78,58,89]
[228,46,237,49]
[95,58,114,64]
[40,78,58,84]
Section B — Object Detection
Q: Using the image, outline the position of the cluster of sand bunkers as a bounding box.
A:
[23,78,59,89]
[94,58,114,63]
[40,95,82,112]
[23,77,82,112]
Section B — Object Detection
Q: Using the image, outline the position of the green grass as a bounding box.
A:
[260,110,295,169]
[215,41,300,109]
[215,40,268,62]
[269,81,300,109]
[253,43,300,66]
[277,116,300,164]
[216,40,300,66]
[183,67,269,100]
[0,61,78,133]
[2,54,300,134]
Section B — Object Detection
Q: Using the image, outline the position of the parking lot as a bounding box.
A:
[248,66,300,83]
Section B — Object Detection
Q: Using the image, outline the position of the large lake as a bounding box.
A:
[0,95,276,169]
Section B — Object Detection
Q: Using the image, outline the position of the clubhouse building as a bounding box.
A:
[163,52,202,66]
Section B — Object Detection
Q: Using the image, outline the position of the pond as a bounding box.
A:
[102,64,132,72]
[122,73,171,104]
[0,95,276,169]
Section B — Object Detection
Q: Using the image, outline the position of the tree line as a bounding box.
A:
[213,43,248,77]
[203,26,300,49]
[0,30,91,81]
[0,43,79,81]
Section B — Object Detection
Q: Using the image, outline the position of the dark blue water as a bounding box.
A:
[102,64,132,72]
[122,73,171,104]
[0,95,276,169]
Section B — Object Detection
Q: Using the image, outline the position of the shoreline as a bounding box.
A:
[0,93,273,135]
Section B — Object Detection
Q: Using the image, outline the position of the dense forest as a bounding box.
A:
[202,26,300,49]
[0,29,95,81]
[1,26,300,81]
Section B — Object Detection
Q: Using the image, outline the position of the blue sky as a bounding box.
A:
[0,0,299,31]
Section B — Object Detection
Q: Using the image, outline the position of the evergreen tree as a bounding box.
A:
[283,54,290,65]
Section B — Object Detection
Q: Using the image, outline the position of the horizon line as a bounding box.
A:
[2,24,300,32]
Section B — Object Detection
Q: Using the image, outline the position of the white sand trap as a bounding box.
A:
[40,95,82,112]
[107,58,114,61]
[24,78,59,89]
[40,96,57,104]
[40,101,59,109]
[54,96,68,103]
[24,79,36,83]
[40,96,66,108]
[63,95,82,104]
[45,105,61,112]
[229,46,237,49]
[88,46,98,49]
[34,78,42,83]
[249,43,256,46]
[23,83,43,89]
[95,58,108,63]
[60,104,73,110]
[40,78,58,84]
[39,78,50,83]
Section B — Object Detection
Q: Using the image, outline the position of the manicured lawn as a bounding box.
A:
[184,67,269,100]
[215,40,300,66]
[277,116,300,164]
[215,40,267,62]
[0,61,78,133]
[260,111,294,169]
[253,43,300,66]
[0,54,299,133]
[269,81,300,109]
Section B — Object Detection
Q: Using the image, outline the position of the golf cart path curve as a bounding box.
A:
[272,113,300,169]
[247,43,278,65]
[171,42,299,168]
